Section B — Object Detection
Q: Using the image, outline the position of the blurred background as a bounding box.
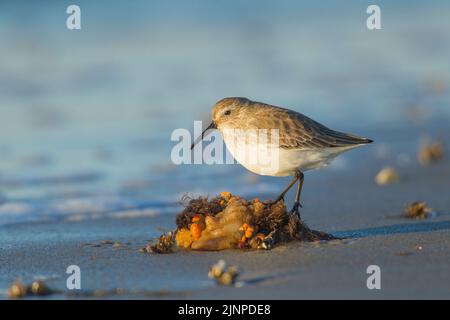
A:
[0,0,449,225]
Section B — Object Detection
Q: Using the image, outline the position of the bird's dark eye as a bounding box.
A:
[224,110,231,115]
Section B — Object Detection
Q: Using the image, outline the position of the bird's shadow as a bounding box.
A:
[332,219,450,239]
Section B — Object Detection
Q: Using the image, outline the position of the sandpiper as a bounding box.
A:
[191,97,373,218]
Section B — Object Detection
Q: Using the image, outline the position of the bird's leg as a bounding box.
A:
[291,171,305,219]
[271,172,300,204]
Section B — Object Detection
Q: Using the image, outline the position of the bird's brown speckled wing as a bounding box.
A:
[244,103,373,150]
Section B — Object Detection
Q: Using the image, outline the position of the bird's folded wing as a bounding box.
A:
[252,107,372,150]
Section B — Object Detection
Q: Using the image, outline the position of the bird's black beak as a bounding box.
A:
[190,121,216,150]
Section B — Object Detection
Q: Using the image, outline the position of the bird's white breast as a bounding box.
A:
[220,128,357,176]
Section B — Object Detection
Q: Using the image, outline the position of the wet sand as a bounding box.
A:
[1,0,450,301]
[1,160,449,299]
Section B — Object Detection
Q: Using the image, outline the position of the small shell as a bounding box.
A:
[375,167,399,185]
[208,259,226,279]
[255,233,265,241]
[208,260,239,286]
[30,281,50,295]
[8,280,27,299]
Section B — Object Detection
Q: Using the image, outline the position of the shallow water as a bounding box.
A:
[0,1,449,225]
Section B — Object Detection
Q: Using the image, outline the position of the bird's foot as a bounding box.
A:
[290,202,302,219]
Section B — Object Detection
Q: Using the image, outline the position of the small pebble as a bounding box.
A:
[375,167,399,185]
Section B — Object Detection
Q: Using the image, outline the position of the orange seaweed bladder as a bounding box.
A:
[178,197,254,250]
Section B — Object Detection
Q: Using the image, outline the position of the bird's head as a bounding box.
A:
[211,97,250,128]
[190,97,250,150]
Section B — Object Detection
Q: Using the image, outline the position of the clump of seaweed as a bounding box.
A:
[143,192,336,253]
[402,201,434,220]
[142,231,176,253]
[8,279,55,299]
[208,260,239,286]
[176,194,226,229]
[172,192,336,251]
[418,141,444,166]
[250,200,335,243]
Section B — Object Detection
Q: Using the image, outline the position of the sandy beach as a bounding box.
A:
[1,158,449,300]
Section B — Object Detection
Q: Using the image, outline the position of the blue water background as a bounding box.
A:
[0,0,449,225]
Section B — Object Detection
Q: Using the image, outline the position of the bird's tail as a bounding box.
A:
[325,129,373,147]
